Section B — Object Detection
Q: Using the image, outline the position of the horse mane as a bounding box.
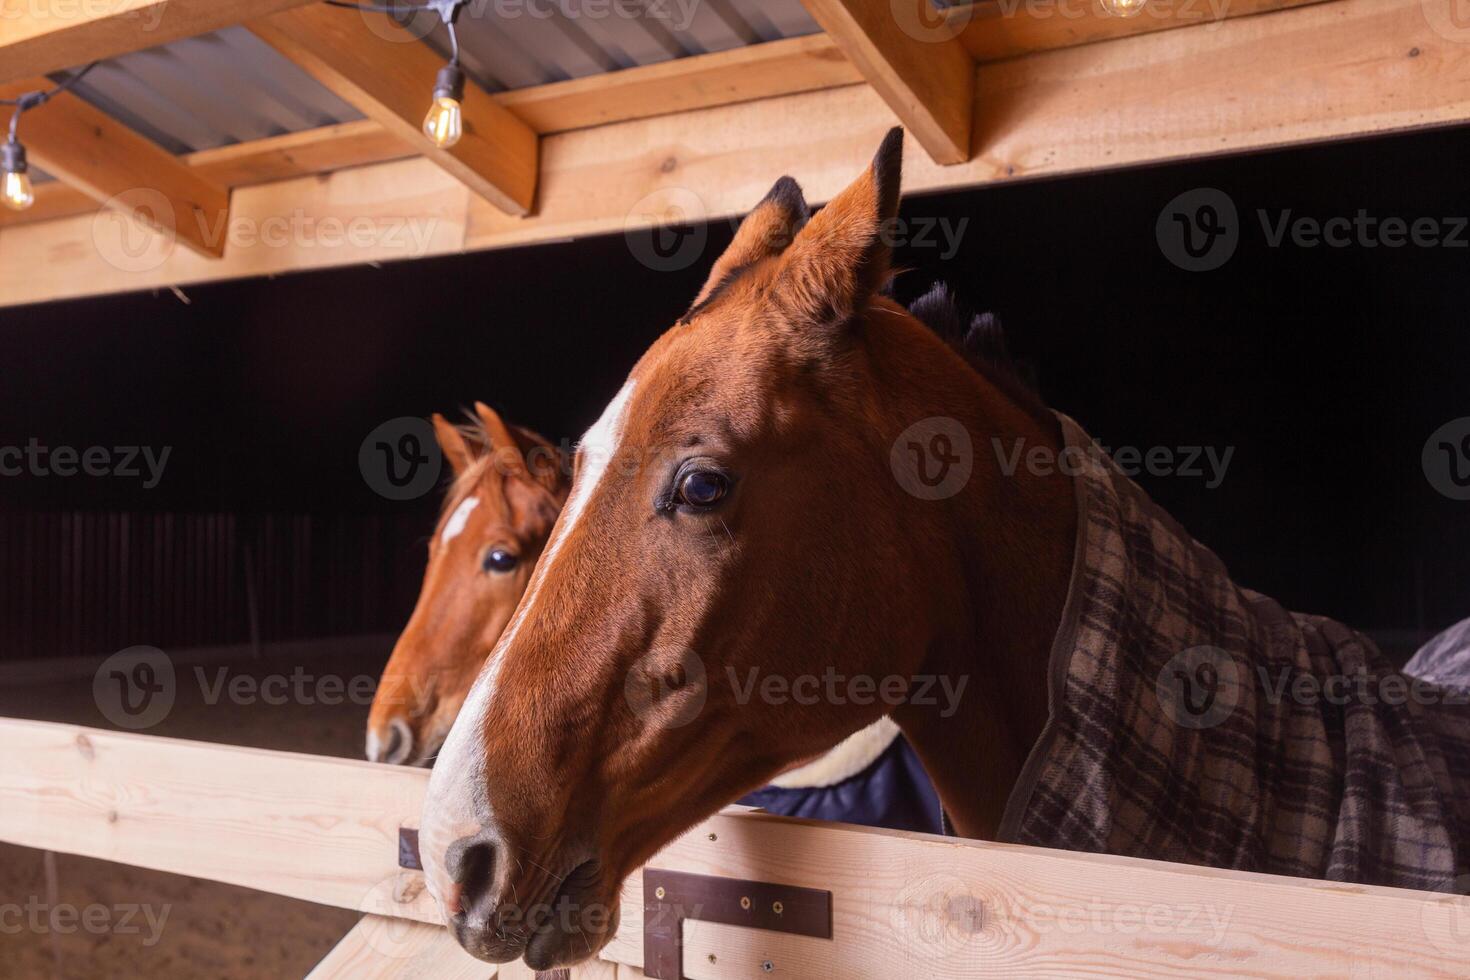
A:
[901,282,1051,427]
[437,413,566,517]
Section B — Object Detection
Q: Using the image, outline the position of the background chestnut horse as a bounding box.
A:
[365,404,566,766]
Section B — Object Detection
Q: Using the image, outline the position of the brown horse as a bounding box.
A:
[364,404,566,766]
[419,130,1470,968]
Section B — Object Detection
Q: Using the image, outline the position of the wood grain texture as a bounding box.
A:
[0,718,439,923]
[496,34,863,134]
[3,0,1466,306]
[957,0,1330,62]
[0,0,317,85]
[0,79,230,258]
[798,0,975,163]
[2,719,1468,978]
[308,915,494,979]
[248,4,538,215]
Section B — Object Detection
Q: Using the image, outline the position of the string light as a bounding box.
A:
[1,63,97,212]
[326,0,468,149]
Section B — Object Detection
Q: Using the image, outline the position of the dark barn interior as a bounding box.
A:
[2,122,1469,976]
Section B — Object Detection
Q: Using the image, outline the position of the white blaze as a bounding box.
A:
[441,495,480,545]
[420,380,637,911]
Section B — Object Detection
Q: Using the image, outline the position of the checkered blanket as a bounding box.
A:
[998,415,1470,889]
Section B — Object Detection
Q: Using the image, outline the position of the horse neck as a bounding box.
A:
[870,313,1077,839]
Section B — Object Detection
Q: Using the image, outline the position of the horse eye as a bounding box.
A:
[483,548,518,573]
[676,470,729,509]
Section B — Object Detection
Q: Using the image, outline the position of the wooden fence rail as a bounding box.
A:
[0,717,1466,978]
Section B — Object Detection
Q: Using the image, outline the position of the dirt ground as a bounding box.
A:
[0,641,396,980]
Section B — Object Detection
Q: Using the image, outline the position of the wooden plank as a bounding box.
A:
[185,119,413,187]
[0,718,439,922]
[958,0,1330,62]
[308,915,492,979]
[798,0,974,164]
[248,4,538,215]
[2,0,1466,306]
[496,34,863,135]
[0,718,1465,978]
[0,0,318,85]
[0,180,92,227]
[0,79,229,257]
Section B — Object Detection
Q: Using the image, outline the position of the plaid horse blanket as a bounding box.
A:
[998,415,1470,889]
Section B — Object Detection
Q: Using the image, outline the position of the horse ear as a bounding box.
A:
[688,176,809,310]
[432,413,473,476]
[474,402,531,481]
[508,424,569,500]
[774,127,903,327]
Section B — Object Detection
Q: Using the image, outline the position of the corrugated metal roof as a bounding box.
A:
[49,1,821,155]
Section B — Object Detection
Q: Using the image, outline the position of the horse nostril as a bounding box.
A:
[367,718,415,765]
[445,833,498,923]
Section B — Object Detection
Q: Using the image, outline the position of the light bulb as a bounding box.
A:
[1,140,33,211]
[423,96,463,148]
[424,63,466,149]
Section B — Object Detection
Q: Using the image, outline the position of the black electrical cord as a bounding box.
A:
[323,0,462,62]
[4,61,100,144]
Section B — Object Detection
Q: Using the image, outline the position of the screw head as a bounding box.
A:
[761,960,774,972]
[655,886,666,900]
[708,954,717,964]
[708,833,717,841]
[772,900,784,915]
[740,896,751,910]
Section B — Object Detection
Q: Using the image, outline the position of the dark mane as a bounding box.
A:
[904,282,1050,425]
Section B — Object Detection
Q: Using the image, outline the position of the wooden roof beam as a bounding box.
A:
[0,0,319,85]
[248,4,538,215]
[0,78,229,257]
[799,0,975,164]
